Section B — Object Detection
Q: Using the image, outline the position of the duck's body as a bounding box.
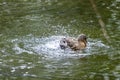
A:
[60,34,87,51]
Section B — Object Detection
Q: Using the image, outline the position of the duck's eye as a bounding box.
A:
[63,41,66,43]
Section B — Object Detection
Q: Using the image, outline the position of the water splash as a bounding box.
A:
[10,35,109,59]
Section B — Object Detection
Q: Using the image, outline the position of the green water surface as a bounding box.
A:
[0,0,120,80]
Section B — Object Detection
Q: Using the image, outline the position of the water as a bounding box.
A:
[0,0,120,80]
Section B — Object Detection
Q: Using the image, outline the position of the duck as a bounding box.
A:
[59,34,87,51]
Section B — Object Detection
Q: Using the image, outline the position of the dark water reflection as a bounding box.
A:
[0,0,120,80]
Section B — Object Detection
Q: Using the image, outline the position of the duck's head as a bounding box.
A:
[59,38,68,49]
[78,34,87,46]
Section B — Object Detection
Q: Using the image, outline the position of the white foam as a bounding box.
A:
[11,35,109,59]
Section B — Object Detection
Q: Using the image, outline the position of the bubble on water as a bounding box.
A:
[11,69,16,73]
